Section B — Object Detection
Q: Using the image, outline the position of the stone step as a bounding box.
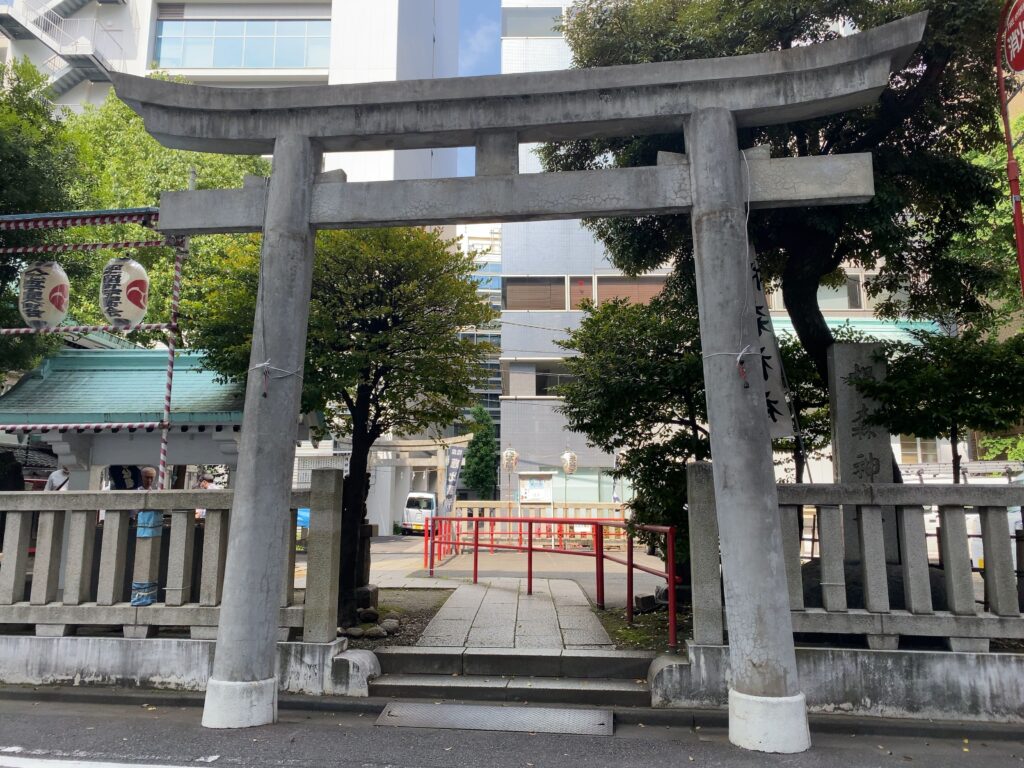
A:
[376,646,656,679]
[369,673,650,707]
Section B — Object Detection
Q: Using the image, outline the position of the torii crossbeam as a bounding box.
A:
[113,12,926,753]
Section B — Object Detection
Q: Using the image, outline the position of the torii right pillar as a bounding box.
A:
[688,108,809,753]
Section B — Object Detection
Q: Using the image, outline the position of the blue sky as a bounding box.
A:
[457,0,502,175]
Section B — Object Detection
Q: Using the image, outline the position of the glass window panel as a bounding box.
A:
[919,439,939,463]
[276,20,307,37]
[155,36,183,67]
[181,36,214,67]
[307,19,330,37]
[157,20,183,37]
[503,277,566,310]
[815,283,848,310]
[274,36,305,67]
[185,20,215,36]
[215,20,244,36]
[246,20,275,36]
[569,276,593,309]
[213,36,243,67]
[501,7,563,37]
[899,435,918,464]
[306,36,329,67]
[846,275,863,309]
[243,37,274,68]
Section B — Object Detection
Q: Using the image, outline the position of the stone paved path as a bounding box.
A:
[416,577,612,649]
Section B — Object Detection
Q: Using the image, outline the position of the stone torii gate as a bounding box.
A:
[112,13,925,752]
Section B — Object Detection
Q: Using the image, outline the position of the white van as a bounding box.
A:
[400,492,437,535]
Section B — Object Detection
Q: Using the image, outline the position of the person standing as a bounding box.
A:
[43,465,70,491]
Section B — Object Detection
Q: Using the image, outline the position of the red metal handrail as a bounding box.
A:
[424,514,679,650]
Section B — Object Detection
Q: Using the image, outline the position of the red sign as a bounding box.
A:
[1006,0,1024,72]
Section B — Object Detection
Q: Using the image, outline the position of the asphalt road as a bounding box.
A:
[0,695,1021,768]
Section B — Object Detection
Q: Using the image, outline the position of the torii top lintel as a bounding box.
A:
[113,13,926,156]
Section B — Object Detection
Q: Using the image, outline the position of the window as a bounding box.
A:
[815,282,848,310]
[155,19,330,69]
[846,275,863,310]
[501,7,563,37]
[536,362,573,396]
[569,276,593,309]
[474,262,502,292]
[503,277,566,310]
[900,435,939,464]
[596,275,666,305]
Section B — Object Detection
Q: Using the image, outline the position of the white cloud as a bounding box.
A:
[460,18,500,75]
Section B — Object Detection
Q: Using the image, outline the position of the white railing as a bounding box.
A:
[688,463,1024,652]
[0,469,345,643]
[19,0,124,72]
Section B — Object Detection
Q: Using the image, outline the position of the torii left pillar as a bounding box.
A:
[203,134,320,728]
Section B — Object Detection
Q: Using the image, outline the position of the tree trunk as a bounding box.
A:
[950,423,961,484]
[794,438,805,484]
[338,432,371,627]
[781,257,834,385]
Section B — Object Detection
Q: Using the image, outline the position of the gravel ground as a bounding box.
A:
[344,587,454,651]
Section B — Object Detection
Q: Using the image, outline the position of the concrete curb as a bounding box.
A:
[1,685,1022,742]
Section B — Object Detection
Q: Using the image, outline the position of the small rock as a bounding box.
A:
[382,612,401,622]
[358,608,380,623]
[364,625,387,639]
[344,626,364,638]
[380,619,400,634]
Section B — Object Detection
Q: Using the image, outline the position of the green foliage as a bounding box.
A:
[980,434,1024,463]
[852,330,1024,480]
[462,405,499,499]
[0,58,84,375]
[557,272,707,558]
[189,228,496,441]
[547,0,1009,377]
[64,81,269,346]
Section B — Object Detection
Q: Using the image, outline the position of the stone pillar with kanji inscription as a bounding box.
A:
[827,342,900,562]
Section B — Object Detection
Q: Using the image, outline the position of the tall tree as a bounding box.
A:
[189,228,495,625]
[543,0,1007,382]
[852,330,1024,482]
[557,272,708,559]
[462,405,499,499]
[0,58,84,376]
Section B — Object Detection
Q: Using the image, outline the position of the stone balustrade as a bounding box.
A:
[0,469,344,642]
[688,463,1024,652]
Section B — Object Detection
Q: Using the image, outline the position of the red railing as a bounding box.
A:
[423,515,679,650]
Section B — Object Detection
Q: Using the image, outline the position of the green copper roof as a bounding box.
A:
[0,349,242,426]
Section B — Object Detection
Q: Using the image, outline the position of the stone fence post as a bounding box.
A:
[303,469,344,643]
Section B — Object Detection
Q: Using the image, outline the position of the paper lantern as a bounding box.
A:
[501,448,519,472]
[560,449,578,475]
[18,261,70,330]
[100,257,149,330]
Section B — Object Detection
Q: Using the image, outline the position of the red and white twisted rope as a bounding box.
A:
[0,240,168,255]
[0,211,159,231]
[3,421,166,434]
[0,323,176,336]
[157,241,187,489]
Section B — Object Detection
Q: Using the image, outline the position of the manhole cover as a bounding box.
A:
[375,701,613,736]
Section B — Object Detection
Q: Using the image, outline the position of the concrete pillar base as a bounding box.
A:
[202,676,278,729]
[728,688,810,754]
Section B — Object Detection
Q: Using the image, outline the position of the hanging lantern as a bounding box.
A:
[100,257,149,330]
[560,449,578,475]
[18,261,70,330]
[501,448,519,472]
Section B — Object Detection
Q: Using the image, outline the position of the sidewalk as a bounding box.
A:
[417,578,612,649]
